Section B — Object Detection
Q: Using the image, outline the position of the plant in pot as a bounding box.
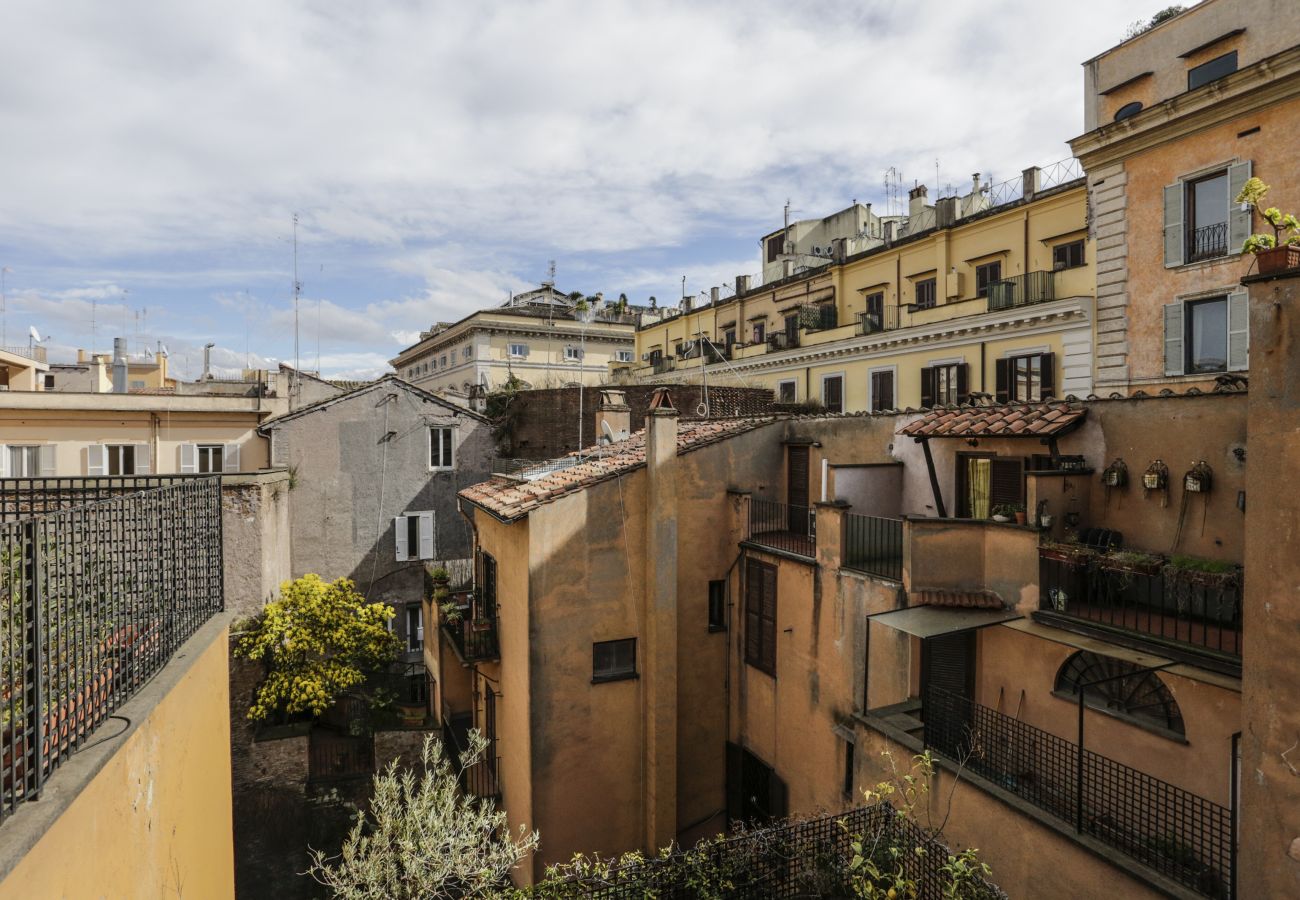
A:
[1011,503,1027,525]
[1235,177,1300,275]
[1164,555,1241,623]
[990,504,1014,523]
[439,600,464,626]
[1099,549,1164,578]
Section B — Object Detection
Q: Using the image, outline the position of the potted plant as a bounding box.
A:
[1164,555,1241,624]
[990,504,1014,523]
[1098,549,1164,578]
[1236,177,1300,274]
[430,565,451,588]
[440,600,464,625]
[1011,503,1027,525]
[1040,540,1097,566]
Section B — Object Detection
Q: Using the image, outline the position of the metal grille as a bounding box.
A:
[748,499,815,558]
[441,592,499,662]
[0,477,223,824]
[1187,222,1229,263]
[986,271,1056,311]
[0,476,201,520]
[527,804,1005,898]
[842,514,903,581]
[925,687,1233,898]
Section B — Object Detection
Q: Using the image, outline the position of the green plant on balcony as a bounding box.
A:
[1236,177,1300,274]
[439,600,463,625]
[1099,549,1163,576]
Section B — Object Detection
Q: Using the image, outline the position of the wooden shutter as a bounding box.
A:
[744,560,762,668]
[823,376,843,413]
[1164,302,1185,376]
[88,445,108,476]
[37,445,56,476]
[135,444,151,474]
[223,442,241,473]
[418,511,435,560]
[760,563,777,675]
[923,631,975,700]
[955,363,970,406]
[394,516,409,562]
[1039,352,1057,399]
[1227,289,1249,371]
[1164,182,1184,268]
[787,447,809,509]
[989,457,1025,507]
[1228,161,1253,254]
[994,358,1010,403]
[0,447,8,479]
[919,366,935,408]
[179,443,198,473]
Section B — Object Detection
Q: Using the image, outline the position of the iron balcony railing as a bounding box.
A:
[0,477,224,825]
[796,304,837,331]
[1187,222,1229,263]
[374,661,432,707]
[651,356,675,375]
[748,499,815,558]
[858,306,899,336]
[442,716,500,801]
[987,271,1056,311]
[842,514,903,581]
[1039,548,1242,661]
[442,595,499,663]
[0,345,46,363]
[766,331,799,352]
[0,475,201,520]
[924,686,1232,898]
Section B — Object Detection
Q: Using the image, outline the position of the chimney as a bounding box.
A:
[1022,166,1042,202]
[709,286,720,306]
[111,338,128,393]
[908,184,929,219]
[77,348,88,364]
[782,259,794,278]
[936,196,960,228]
[595,389,631,443]
[202,342,214,381]
[735,274,751,295]
[680,295,693,312]
[972,172,981,195]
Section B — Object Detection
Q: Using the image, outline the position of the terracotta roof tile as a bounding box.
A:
[897,401,1086,439]
[460,417,774,521]
[910,589,1005,610]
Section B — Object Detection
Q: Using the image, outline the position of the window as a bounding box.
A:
[869,369,894,413]
[861,291,885,332]
[508,343,528,358]
[1164,162,1250,268]
[615,349,634,363]
[1165,291,1249,376]
[996,353,1056,403]
[744,559,777,675]
[6,445,39,477]
[593,638,637,682]
[430,427,454,469]
[43,374,54,390]
[106,444,135,476]
[766,234,784,263]
[394,510,434,561]
[723,328,736,348]
[842,739,855,798]
[463,347,472,360]
[920,363,966,407]
[1113,100,1143,122]
[914,277,937,309]
[752,322,766,344]
[564,346,583,361]
[975,261,1002,298]
[708,580,726,632]
[957,453,1025,517]
[1055,651,1185,738]
[440,355,448,367]
[1186,171,1229,262]
[130,380,145,390]
[1188,50,1237,91]
[197,444,224,474]
[1052,240,1086,270]
[406,604,424,653]
[1188,296,1229,373]
[822,375,844,414]
[777,380,796,403]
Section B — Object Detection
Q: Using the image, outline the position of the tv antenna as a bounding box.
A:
[1,266,10,346]
[292,213,301,403]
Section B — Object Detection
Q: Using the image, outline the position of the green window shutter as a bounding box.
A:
[1227,289,1249,371]
[1164,183,1184,268]
[1164,302,1185,376]
[1228,161,1253,254]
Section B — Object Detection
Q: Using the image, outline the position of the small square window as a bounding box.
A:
[508,343,528,358]
[197,444,224,474]
[107,444,136,476]
[708,580,726,632]
[616,350,634,363]
[593,638,637,682]
[565,346,583,361]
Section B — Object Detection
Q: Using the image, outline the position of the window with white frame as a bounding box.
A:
[406,604,424,652]
[107,444,136,475]
[197,444,224,474]
[394,510,434,561]
[430,427,454,469]
[463,347,472,360]
[777,380,796,403]
[508,342,528,358]
[564,346,583,361]
[616,349,634,363]
[6,445,40,477]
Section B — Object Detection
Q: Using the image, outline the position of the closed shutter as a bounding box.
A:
[87,445,108,476]
[1228,161,1253,254]
[394,516,409,562]
[823,376,843,413]
[418,511,435,560]
[994,358,1010,404]
[223,442,241,473]
[135,444,151,474]
[955,363,970,406]
[179,443,198,474]
[760,563,777,674]
[989,457,1025,507]
[0,447,8,479]
[38,445,56,476]
[924,631,975,700]
[1227,289,1249,371]
[1164,182,1184,268]
[919,366,935,408]
[744,560,762,667]
[787,446,809,510]
[1164,302,1185,376]
[1039,352,1057,399]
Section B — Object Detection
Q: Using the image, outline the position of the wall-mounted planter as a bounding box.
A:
[1256,244,1300,275]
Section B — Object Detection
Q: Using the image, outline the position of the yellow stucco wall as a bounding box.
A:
[0,622,234,900]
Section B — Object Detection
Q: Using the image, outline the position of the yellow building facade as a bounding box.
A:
[630,172,1096,412]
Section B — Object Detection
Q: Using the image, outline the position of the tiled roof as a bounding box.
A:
[909,589,1005,610]
[897,401,1086,439]
[460,417,775,521]
[327,378,372,391]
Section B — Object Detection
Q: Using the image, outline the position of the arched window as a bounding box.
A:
[1054,651,1185,737]
[1114,100,1143,121]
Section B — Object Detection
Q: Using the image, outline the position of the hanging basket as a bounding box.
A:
[1101,459,1128,488]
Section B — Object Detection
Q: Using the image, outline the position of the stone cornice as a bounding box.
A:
[1071,48,1300,168]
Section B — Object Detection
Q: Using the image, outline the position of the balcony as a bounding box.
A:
[747,498,815,559]
[650,356,675,375]
[0,345,46,363]
[796,303,837,331]
[1186,222,1229,264]
[1037,546,1242,670]
[842,514,903,581]
[442,710,499,800]
[858,306,899,336]
[986,270,1055,312]
[925,686,1232,898]
[442,597,500,663]
[766,331,799,352]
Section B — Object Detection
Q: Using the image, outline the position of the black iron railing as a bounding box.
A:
[0,477,224,824]
[767,332,799,352]
[1187,222,1228,263]
[797,304,837,331]
[442,717,500,801]
[375,661,432,706]
[842,514,903,581]
[924,686,1232,898]
[0,476,202,520]
[748,499,815,558]
[858,306,899,335]
[308,729,374,782]
[1039,549,1242,660]
[987,271,1056,311]
[651,357,675,375]
[443,598,499,663]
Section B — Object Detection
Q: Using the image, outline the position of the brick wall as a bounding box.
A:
[500,385,774,459]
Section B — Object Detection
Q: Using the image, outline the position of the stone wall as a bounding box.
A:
[221,470,292,620]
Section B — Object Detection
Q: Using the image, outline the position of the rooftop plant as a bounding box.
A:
[1235,178,1300,254]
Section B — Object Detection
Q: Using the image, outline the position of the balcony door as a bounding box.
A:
[787,445,810,535]
[922,631,975,702]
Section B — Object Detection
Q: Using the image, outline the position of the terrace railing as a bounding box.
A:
[1187,222,1229,263]
[858,306,899,336]
[925,686,1232,898]
[442,595,499,663]
[0,477,223,824]
[987,271,1056,312]
[842,514,903,581]
[0,346,46,363]
[748,499,815,558]
[0,475,200,520]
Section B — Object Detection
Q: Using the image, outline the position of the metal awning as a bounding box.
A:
[867,605,1022,639]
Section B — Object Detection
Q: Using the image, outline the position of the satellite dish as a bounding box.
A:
[29,326,41,342]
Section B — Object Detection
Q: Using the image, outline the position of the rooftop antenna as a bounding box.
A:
[542,259,556,289]
[91,295,97,356]
[681,274,687,300]
[0,266,9,346]
[316,263,323,376]
[292,213,301,404]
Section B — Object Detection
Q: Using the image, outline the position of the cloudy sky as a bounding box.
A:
[0,0,1172,380]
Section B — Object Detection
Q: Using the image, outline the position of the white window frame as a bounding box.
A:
[564,346,583,362]
[406,603,424,652]
[429,426,455,471]
[5,445,41,477]
[867,365,898,412]
[106,444,136,476]
[394,510,435,562]
[776,379,797,403]
[197,444,223,474]
[508,342,529,358]
[615,349,634,363]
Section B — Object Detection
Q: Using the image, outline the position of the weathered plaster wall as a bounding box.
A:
[221,470,292,620]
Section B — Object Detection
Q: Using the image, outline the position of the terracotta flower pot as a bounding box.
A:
[1256,244,1300,276]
